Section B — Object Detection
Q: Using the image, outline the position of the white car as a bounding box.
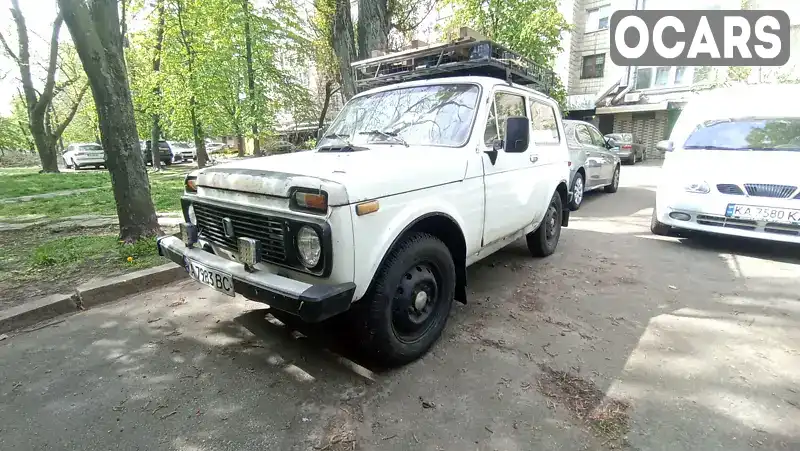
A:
[157,41,572,365]
[168,141,196,161]
[652,84,800,244]
[63,142,106,169]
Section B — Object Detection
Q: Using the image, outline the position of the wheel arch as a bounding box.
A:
[556,181,570,227]
[365,212,468,305]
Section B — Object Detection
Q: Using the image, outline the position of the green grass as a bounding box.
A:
[0,170,185,220]
[0,169,111,199]
[29,234,163,269]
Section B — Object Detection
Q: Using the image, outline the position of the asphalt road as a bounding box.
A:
[2,161,800,451]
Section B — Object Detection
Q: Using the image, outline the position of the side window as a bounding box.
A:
[529,99,560,145]
[576,125,593,145]
[483,92,526,147]
[587,126,606,147]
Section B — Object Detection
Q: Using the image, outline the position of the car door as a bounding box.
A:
[587,124,615,180]
[575,124,605,188]
[481,89,547,246]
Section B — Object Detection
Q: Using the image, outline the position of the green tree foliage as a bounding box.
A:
[440,0,570,68]
[439,0,570,109]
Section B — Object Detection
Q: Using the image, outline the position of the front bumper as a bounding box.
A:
[157,235,356,322]
[655,193,800,244]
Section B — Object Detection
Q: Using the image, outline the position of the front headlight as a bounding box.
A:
[684,181,710,194]
[296,226,321,268]
[187,204,197,225]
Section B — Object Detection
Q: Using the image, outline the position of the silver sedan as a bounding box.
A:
[563,120,622,210]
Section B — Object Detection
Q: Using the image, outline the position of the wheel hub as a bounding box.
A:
[574,178,583,204]
[391,263,440,338]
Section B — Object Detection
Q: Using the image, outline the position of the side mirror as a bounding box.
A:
[605,138,617,149]
[656,140,674,152]
[504,116,530,153]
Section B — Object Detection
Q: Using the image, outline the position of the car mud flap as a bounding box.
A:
[562,208,570,227]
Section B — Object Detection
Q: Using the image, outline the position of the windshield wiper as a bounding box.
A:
[359,130,409,147]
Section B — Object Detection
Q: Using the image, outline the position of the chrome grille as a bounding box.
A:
[744,184,796,198]
[716,184,744,195]
[193,202,287,264]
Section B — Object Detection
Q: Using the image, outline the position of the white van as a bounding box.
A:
[652,84,800,243]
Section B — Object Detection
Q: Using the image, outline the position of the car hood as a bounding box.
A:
[664,149,800,185]
[196,146,469,205]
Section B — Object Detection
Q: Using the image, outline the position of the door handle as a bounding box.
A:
[530,154,539,163]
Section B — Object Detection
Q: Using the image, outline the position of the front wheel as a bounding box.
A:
[352,233,455,367]
[64,158,73,169]
[650,208,671,236]
[604,166,620,193]
[527,192,563,257]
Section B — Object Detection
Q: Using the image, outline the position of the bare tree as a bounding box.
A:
[57,0,161,242]
[0,1,87,172]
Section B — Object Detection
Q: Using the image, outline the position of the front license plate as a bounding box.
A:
[185,258,235,296]
[726,204,800,224]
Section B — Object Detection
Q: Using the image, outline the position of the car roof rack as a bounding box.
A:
[351,33,556,96]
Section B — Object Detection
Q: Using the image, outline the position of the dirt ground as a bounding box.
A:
[1,161,799,451]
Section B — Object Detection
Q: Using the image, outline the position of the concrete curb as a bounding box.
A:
[0,264,187,334]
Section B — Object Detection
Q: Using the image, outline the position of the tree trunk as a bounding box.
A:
[237,133,245,157]
[150,114,161,169]
[242,0,260,156]
[58,0,160,242]
[150,0,165,170]
[30,118,60,172]
[356,0,389,59]
[318,80,333,130]
[189,96,209,168]
[332,0,357,100]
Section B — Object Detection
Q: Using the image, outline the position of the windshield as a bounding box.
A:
[320,84,480,148]
[606,133,633,143]
[80,144,103,151]
[683,117,800,151]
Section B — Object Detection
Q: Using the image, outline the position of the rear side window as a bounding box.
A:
[529,99,560,145]
[484,92,527,147]
[576,125,593,145]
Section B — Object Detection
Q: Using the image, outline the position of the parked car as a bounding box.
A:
[604,133,645,164]
[157,43,574,367]
[205,138,226,153]
[143,140,183,166]
[63,142,106,169]
[168,141,196,161]
[563,120,622,210]
[652,83,800,244]
[264,140,297,154]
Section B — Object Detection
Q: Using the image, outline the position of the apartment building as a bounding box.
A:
[562,0,799,158]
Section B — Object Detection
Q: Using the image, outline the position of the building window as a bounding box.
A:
[586,5,610,33]
[655,67,670,87]
[674,66,688,84]
[635,68,653,89]
[581,54,605,79]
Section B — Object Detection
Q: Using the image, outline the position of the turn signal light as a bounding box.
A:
[356,200,380,216]
[185,176,198,193]
[294,191,327,212]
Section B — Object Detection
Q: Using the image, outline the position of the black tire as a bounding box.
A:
[604,166,620,193]
[650,208,671,236]
[64,158,73,169]
[628,154,636,165]
[164,159,172,166]
[351,233,455,367]
[527,192,563,257]
[72,159,80,170]
[568,172,584,211]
